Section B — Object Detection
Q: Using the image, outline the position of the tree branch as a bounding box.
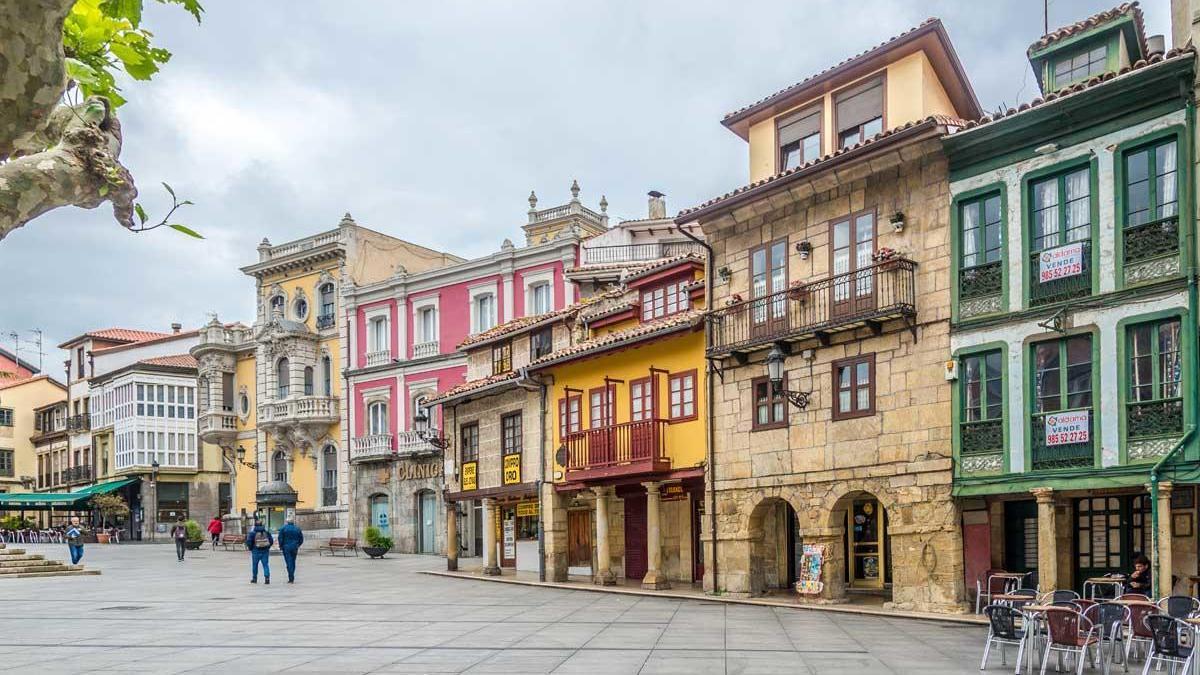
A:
[0,0,75,160]
[0,97,137,242]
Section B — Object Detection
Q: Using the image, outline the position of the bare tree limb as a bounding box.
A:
[0,0,75,160]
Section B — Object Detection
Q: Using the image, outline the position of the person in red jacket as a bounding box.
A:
[206,516,223,550]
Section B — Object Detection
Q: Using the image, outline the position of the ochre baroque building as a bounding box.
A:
[678,19,981,611]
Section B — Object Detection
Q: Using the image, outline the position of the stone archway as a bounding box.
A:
[827,489,892,597]
[746,496,800,596]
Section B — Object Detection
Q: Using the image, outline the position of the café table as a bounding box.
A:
[1083,576,1125,601]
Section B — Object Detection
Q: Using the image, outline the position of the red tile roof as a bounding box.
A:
[426,370,520,405]
[91,329,199,355]
[1028,2,1144,56]
[458,289,622,349]
[0,374,64,391]
[678,115,966,220]
[957,48,1193,133]
[135,354,197,369]
[529,309,704,369]
[59,328,174,348]
[621,253,705,284]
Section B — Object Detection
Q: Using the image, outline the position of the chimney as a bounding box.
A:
[648,191,667,219]
[1147,34,1166,57]
[171,323,182,334]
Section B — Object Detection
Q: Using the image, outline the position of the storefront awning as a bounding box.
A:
[0,492,91,508]
[70,477,138,496]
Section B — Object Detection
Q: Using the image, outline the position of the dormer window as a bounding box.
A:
[778,105,821,171]
[492,341,512,375]
[641,280,690,321]
[1053,44,1108,87]
[835,76,884,149]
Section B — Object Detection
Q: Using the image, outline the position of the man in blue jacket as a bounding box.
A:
[277,516,304,584]
[245,519,273,584]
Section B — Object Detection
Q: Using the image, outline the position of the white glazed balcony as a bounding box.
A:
[351,434,393,462]
[413,341,439,359]
[365,349,393,367]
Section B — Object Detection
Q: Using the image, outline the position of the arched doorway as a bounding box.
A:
[747,497,800,596]
[416,489,437,554]
[369,494,390,536]
[831,491,891,591]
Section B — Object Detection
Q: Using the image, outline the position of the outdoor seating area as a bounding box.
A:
[980,587,1200,673]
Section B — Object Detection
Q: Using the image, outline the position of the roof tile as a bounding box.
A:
[1028,2,1143,55]
[529,309,704,368]
[135,354,197,369]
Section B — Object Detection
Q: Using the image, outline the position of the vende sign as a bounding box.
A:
[1038,242,1085,283]
[1045,410,1090,446]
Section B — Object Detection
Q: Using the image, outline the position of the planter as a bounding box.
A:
[787,286,810,302]
[876,259,901,272]
[184,539,204,550]
[363,546,390,559]
[95,532,111,544]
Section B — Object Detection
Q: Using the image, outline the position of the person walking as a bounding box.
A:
[65,517,84,565]
[277,516,304,584]
[169,516,187,562]
[245,519,273,584]
[207,515,223,550]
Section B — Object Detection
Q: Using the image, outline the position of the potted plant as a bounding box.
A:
[363,526,393,559]
[787,281,811,303]
[872,247,902,272]
[184,520,205,549]
[889,211,906,232]
[92,493,129,544]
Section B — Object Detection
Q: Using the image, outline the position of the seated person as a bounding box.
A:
[1125,554,1152,595]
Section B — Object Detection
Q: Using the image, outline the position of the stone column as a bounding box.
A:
[641,482,669,590]
[593,487,616,586]
[1031,488,1057,591]
[482,498,500,575]
[1157,482,1175,595]
[541,484,569,582]
[446,500,459,572]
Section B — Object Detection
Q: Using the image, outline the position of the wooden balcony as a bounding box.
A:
[707,258,917,357]
[563,418,671,481]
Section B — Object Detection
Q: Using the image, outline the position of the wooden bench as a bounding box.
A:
[220,533,245,551]
[319,537,358,557]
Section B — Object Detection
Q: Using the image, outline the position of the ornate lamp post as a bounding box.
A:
[766,344,812,410]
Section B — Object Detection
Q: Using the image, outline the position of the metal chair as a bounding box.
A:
[1126,602,1161,663]
[1118,593,1150,602]
[1040,607,1101,675]
[982,605,1029,673]
[1141,614,1194,675]
[1085,602,1132,675]
[1047,589,1081,604]
[1074,599,1097,613]
[1157,595,1200,620]
[1006,588,1039,610]
[979,570,1014,614]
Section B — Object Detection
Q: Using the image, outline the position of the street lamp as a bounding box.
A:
[765,343,812,410]
[412,411,449,450]
[235,444,258,469]
[150,458,160,484]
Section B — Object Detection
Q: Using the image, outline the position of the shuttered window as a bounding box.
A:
[835,76,884,148]
[778,106,821,171]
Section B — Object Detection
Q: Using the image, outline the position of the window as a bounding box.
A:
[530,327,553,360]
[1053,45,1107,87]
[962,351,1003,423]
[473,293,496,333]
[833,354,875,420]
[1033,335,1093,414]
[778,105,822,171]
[1031,166,1091,251]
[239,393,250,415]
[413,395,431,430]
[960,193,1003,270]
[1127,318,1184,439]
[630,378,654,421]
[272,451,288,482]
[418,306,437,343]
[589,385,615,428]
[835,76,883,149]
[0,408,12,427]
[367,401,389,435]
[303,367,314,396]
[460,422,479,462]
[750,239,788,328]
[294,297,308,320]
[367,316,389,354]
[0,449,12,477]
[831,211,876,316]
[492,341,512,375]
[752,375,787,430]
[529,282,552,314]
[1125,139,1179,227]
[641,280,690,321]
[321,355,332,396]
[276,358,290,398]
[501,412,522,455]
[322,444,337,507]
[319,283,335,320]
[558,395,581,438]
[669,371,697,421]
[269,294,285,315]
[76,346,85,378]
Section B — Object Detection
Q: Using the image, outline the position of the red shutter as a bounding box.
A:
[624,494,647,581]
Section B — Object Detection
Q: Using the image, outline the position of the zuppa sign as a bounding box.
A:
[1044,410,1090,446]
[1038,242,1085,283]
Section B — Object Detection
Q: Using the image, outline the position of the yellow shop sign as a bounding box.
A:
[502,453,521,485]
[461,461,478,491]
[516,501,539,517]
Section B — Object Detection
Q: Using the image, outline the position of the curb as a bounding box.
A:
[420,570,987,626]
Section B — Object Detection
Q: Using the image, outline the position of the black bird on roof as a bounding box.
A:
[648,190,666,198]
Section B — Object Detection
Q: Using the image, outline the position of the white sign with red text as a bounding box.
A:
[1038,242,1085,283]
[1044,410,1090,446]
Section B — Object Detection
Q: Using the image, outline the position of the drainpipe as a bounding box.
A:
[1150,95,1199,598]
[678,223,718,592]
[517,367,550,582]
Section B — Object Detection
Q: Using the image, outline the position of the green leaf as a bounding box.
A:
[64,58,102,88]
[179,200,194,206]
[161,182,175,200]
[135,203,147,224]
[99,0,144,27]
[99,184,109,197]
[168,223,204,239]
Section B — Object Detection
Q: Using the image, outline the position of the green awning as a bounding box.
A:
[70,478,138,496]
[0,492,91,508]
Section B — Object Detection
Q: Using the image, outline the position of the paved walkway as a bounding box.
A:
[0,543,988,673]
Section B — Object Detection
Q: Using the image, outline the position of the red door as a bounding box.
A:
[624,494,647,581]
[588,386,615,466]
[831,211,876,318]
[962,510,991,597]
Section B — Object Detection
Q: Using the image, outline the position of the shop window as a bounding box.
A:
[832,354,875,420]
[668,370,696,421]
[1126,318,1183,440]
[751,375,787,430]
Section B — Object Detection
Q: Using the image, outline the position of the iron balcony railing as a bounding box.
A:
[1030,410,1094,470]
[707,257,917,356]
[321,487,338,507]
[959,419,1004,456]
[62,464,93,484]
[1029,241,1092,307]
[66,414,90,432]
[315,314,336,330]
[1127,398,1184,440]
[959,260,1002,300]
[563,418,670,477]
[580,241,704,266]
[1123,215,1180,266]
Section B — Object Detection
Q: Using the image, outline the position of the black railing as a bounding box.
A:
[316,314,336,330]
[1127,398,1184,440]
[1030,411,1094,470]
[62,464,92,484]
[960,419,1004,455]
[707,258,917,355]
[1124,216,1179,266]
[580,241,704,265]
[321,487,337,507]
[959,260,1002,300]
[66,414,90,432]
[1029,241,1091,306]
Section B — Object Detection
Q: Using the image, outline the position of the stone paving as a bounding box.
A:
[0,542,990,673]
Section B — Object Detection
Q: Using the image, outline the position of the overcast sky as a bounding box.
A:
[0,0,1173,372]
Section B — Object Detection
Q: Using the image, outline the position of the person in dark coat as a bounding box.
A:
[245,519,273,584]
[277,516,304,584]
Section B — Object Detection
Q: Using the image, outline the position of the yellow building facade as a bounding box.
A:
[0,375,67,493]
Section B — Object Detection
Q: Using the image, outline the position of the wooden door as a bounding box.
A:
[750,240,788,339]
[624,494,648,581]
[831,211,876,319]
[567,510,592,568]
[588,386,615,465]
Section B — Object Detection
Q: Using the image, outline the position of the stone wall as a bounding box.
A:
[351,459,442,553]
